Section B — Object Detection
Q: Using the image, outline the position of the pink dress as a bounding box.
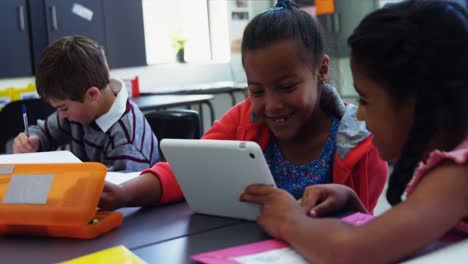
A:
[406,137,468,237]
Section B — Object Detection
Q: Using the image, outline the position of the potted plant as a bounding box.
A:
[171,36,186,63]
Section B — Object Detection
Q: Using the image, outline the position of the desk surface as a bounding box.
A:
[130,94,214,111]
[1,202,465,263]
[134,221,269,264]
[0,203,239,264]
[133,221,468,264]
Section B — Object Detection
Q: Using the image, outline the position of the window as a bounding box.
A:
[142,0,230,64]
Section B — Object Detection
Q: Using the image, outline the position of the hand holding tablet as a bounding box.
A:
[160,139,276,220]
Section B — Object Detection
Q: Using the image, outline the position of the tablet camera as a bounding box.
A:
[249,153,255,159]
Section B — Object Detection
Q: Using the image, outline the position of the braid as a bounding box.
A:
[386,91,438,205]
[386,9,435,205]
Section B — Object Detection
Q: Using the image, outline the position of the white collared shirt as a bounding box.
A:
[95,78,129,132]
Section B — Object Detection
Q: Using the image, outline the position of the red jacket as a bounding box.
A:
[144,86,388,213]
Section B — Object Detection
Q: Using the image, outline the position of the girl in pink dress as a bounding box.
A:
[242,0,468,263]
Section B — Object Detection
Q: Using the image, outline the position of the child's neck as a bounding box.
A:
[95,85,116,118]
[277,107,333,164]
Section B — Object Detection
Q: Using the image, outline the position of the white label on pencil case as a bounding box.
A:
[3,174,54,204]
[0,165,14,175]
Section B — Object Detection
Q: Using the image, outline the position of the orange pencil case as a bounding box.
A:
[0,162,123,239]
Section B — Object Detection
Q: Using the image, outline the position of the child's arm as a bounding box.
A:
[242,162,468,263]
[99,172,163,210]
[28,112,72,150]
[100,162,184,210]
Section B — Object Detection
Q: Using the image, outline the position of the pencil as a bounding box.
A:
[22,104,29,137]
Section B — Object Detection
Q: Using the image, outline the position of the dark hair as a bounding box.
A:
[36,35,110,102]
[348,0,468,205]
[241,0,325,70]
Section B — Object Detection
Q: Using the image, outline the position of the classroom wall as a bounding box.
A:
[0,1,276,133]
[0,2,275,88]
[228,0,273,83]
[0,1,361,132]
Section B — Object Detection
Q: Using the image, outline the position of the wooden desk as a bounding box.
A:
[0,203,240,264]
[131,94,214,132]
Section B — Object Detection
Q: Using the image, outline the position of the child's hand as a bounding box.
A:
[13,132,40,153]
[241,184,307,239]
[99,181,130,211]
[300,184,365,217]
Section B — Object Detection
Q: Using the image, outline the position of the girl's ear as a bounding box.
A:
[318,55,329,83]
[84,86,101,103]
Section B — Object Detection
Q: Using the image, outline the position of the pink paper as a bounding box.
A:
[191,239,288,264]
[192,213,375,263]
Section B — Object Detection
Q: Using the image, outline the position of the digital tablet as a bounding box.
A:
[160,139,276,221]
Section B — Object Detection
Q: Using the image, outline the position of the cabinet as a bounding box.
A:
[102,0,146,68]
[28,0,146,75]
[0,0,33,78]
[44,0,106,46]
[2,0,147,78]
[317,0,377,57]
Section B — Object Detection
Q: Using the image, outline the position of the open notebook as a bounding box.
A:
[0,151,140,185]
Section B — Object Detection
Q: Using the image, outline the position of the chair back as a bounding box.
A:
[0,99,55,153]
[144,109,201,161]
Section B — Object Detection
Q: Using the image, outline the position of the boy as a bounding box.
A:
[13,35,159,172]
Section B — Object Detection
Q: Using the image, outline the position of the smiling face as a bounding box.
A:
[351,55,415,161]
[243,39,327,141]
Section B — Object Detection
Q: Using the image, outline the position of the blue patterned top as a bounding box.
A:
[264,117,340,199]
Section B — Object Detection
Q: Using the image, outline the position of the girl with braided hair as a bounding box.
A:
[242,0,468,262]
